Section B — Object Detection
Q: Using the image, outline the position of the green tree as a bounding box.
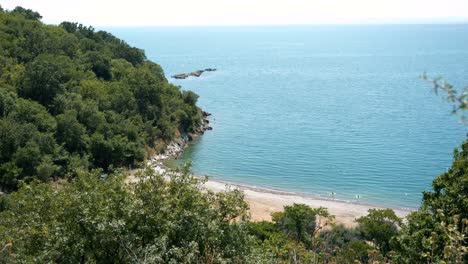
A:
[11,6,42,20]
[272,204,332,246]
[393,140,468,262]
[391,76,468,263]
[84,51,112,80]
[18,54,73,106]
[12,142,42,178]
[36,156,59,182]
[356,209,401,254]
[55,110,89,154]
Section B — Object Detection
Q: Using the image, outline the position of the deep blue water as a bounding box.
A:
[107,25,468,209]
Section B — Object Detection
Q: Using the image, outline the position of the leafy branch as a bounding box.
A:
[422,73,468,120]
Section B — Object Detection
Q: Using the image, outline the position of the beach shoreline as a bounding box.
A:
[142,159,413,227]
[141,113,413,227]
[202,178,412,227]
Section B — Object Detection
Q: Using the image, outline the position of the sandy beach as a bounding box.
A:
[204,179,412,227]
[135,136,413,227]
[128,166,412,227]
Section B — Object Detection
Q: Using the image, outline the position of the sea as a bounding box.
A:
[106,25,468,209]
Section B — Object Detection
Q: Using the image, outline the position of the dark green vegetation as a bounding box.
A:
[1,161,465,263]
[0,6,466,263]
[0,6,201,191]
[0,167,259,263]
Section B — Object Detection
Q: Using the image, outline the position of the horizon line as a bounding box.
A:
[39,17,468,28]
[96,21,468,28]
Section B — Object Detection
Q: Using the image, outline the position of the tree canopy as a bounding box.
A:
[0,167,260,263]
[0,7,201,191]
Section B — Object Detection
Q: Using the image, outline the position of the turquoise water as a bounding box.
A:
[108,25,468,209]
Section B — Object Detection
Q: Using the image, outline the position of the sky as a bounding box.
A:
[2,0,468,26]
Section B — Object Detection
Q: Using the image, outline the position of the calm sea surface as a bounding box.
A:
[108,25,468,209]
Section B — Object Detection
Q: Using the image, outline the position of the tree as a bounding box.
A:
[393,139,468,262]
[18,54,73,106]
[8,97,56,132]
[390,76,468,263]
[12,142,42,178]
[84,51,112,80]
[36,156,59,182]
[272,204,332,246]
[356,209,401,254]
[423,141,468,223]
[59,21,79,33]
[11,7,42,20]
[55,110,89,154]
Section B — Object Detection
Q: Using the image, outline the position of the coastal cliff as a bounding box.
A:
[152,110,212,163]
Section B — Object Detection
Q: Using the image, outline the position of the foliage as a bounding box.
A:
[392,137,468,263]
[10,7,41,20]
[316,224,373,263]
[0,7,202,191]
[272,204,332,246]
[386,75,468,263]
[422,73,468,118]
[356,209,401,254]
[0,167,266,263]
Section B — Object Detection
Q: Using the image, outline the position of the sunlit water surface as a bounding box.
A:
[108,25,468,209]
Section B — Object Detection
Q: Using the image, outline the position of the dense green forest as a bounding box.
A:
[0,6,466,263]
[0,6,201,191]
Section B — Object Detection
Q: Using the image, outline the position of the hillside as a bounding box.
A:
[0,6,201,191]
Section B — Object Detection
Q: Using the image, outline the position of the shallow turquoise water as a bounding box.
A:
[108,25,468,209]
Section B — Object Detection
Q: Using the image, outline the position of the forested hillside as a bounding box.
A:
[0,7,201,191]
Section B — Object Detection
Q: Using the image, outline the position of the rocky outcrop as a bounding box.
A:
[172,68,217,79]
[192,111,212,136]
[151,111,212,162]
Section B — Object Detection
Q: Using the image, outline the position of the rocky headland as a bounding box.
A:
[150,110,212,165]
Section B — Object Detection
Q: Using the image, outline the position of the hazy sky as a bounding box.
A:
[2,0,468,26]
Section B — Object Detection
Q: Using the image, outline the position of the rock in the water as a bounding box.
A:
[173,73,189,79]
[171,68,217,79]
[189,70,202,77]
